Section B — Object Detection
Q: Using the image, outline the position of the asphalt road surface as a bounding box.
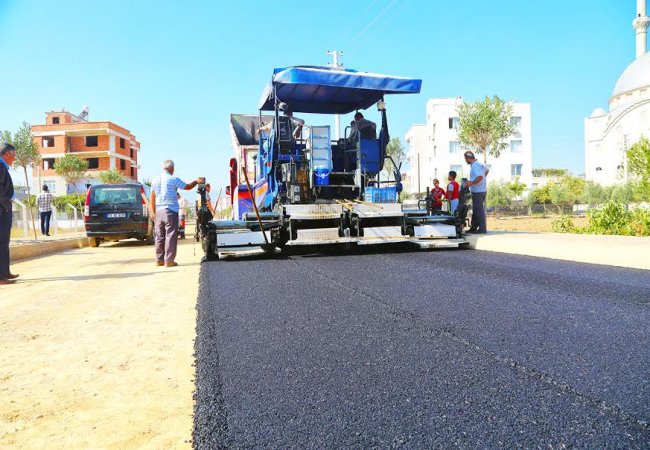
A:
[193,248,650,448]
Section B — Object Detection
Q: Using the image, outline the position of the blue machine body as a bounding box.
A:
[252,66,421,212]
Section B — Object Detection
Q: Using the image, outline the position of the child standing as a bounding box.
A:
[430,179,446,212]
[446,171,460,214]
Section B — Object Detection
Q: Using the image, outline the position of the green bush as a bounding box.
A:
[551,215,575,233]
[628,207,650,236]
[585,202,650,237]
[22,194,36,207]
[587,202,628,235]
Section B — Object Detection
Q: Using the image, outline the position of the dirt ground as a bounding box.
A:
[487,215,589,233]
[0,236,200,449]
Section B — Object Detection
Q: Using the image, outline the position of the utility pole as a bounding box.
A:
[326,50,344,139]
[417,153,421,198]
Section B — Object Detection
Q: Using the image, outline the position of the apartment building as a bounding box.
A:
[31,109,141,194]
[405,98,533,195]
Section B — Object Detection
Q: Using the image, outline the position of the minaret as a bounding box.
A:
[634,0,650,58]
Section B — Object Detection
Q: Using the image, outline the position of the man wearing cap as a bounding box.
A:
[151,160,204,267]
[0,143,18,284]
[464,151,489,234]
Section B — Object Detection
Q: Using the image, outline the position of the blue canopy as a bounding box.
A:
[258,66,422,114]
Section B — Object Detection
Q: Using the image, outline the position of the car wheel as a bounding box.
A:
[89,237,101,247]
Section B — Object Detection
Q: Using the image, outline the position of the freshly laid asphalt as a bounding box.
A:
[193,247,650,449]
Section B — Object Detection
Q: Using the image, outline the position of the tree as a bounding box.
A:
[627,136,650,183]
[528,185,552,213]
[561,175,585,203]
[55,154,88,193]
[507,177,526,199]
[525,189,538,215]
[546,176,584,214]
[486,181,514,215]
[1,122,41,239]
[142,178,152,187]
[457,95,516,164]
[609,183,635,207]
[384,138,406,179]
[532,168,569,178]
[580,181,608,206]
[99,169,125,184]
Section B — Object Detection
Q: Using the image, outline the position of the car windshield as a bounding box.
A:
[91,186,140,206]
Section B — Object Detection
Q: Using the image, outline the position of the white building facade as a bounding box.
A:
[585,0,650,186]
[405,98,533,195]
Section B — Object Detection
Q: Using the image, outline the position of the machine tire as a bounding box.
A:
[203,233,219,261]
[205,241,219,261]
[89,237,101,248]
[145,233,154,245]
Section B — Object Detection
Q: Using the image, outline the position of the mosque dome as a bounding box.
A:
[590,107,607,117]
[611,52,650,98]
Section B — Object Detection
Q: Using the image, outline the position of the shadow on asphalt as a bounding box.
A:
[202,243,470,263]
[104,239,151,248]
[22,272,156,282]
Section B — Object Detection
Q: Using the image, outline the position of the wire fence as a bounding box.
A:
[11,203,83,237]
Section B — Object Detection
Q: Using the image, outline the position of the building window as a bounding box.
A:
[129,148,134,159]
[595,167,603,171]
[448,117,459,129]
[52,117,60,124]
[86,136,98,147]
[87,158,99,169]
[119,137,125,149]
[450,164,462,176]
[43,181,56,192]
[511,164,523,177]
[43,136,55,148]
[130,167,135,177]
[433,145,437,158]
[449,141,461,153]
[42,158,55,170]
[120,159,126,170]
[511,140,523,153]
[510,116,521,130]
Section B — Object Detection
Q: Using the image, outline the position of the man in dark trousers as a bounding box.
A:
[0,143,19,284]
[37,185,55,236]
[150,159,204,267]
[464,151,489,234]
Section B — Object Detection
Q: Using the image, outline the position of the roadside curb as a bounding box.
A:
[465,231,650,271]
[10,237,90,262]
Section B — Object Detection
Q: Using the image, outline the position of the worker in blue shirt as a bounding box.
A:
[464,151,489,234]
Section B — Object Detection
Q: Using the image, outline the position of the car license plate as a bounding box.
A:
[107,213,126,218]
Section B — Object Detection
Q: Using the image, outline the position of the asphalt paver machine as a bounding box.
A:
[199,66,468,259]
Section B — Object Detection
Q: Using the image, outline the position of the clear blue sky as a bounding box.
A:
[0,0,635,189]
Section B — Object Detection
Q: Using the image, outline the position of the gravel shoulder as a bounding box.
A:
[488,215,589,232]
[0,237,200,449]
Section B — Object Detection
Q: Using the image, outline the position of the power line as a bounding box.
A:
[351,0,401,43]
